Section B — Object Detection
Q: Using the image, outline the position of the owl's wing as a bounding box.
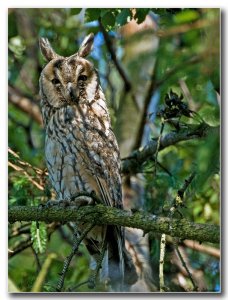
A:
[95,176,114,207]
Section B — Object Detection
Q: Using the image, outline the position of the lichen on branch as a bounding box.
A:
[8,204,219,244]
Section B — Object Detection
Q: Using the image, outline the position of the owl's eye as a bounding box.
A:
[78,75,87,81]
[51,78,61,85]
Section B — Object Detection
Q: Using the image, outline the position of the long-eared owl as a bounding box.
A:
[39,33,137,290]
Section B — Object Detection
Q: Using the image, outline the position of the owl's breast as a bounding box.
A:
[44,103,121,205]
[45,119,99,200]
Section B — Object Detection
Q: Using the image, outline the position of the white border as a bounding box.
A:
[2,1,227,299]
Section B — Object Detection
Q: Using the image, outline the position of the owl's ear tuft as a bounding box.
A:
[78,33,94,58]
[39,37,60,61]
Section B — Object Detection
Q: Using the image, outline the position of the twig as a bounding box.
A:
[8,147,47,176]
[8,237,33,258]
[8,85,42,125]
[8,147,47,191]
[154,118,165,175]
[56,223,95,292]
[156,55,202,88]
[183,240,220,259]
[31,246,42,273]
[133,59,159,150]
[8,161,45,191]
[157,18,218,38]
[99,18,131,92]
[167,172,198,291]
[159,233,166,292]
[121,122,217,175]
[173,239,198,291]
[169,172,196,218]
[9,227,30,239]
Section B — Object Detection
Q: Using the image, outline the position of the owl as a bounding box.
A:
[39,33,137,290]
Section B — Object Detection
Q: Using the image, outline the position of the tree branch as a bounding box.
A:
[9,204,219,244]
[8,85,43,125]
[121,122,218,174]
[99,19,132,92]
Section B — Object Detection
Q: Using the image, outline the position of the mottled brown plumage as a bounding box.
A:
[39,33,137,290]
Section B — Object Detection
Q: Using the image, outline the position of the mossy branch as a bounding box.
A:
[9,204,219,244]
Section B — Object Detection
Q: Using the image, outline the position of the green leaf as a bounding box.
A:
[31,222,47,254]
[173,9,200,24]
[199,105,220,126]
[134,8,150,24]
[85,8,101,22]
[116,9,132,27]
[9,36,26,58]
[101,11,116,31]
[100,9,111,17]
[70,8,82,15]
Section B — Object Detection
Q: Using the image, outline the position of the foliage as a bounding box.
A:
[30,222,48,254]
[8,8,220,293]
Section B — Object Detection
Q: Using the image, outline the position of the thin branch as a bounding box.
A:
[8,204,220,244]
[173,239,198,291]
[157,18,218,38]
[8,161,45,191]
[56,223,95,292]
[168,172,196,217]
[99,19,131,92]
[156,55,202,87]
[183,240,220,259]
[8,237,33,258]
[133,59,159,150]
[121,122,218,175]
[8,85,43,125]
[8,147,47,191]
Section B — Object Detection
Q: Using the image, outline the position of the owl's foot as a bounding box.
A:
[69,191,99,208]
[39,199,71,209]
[69,196,94,208]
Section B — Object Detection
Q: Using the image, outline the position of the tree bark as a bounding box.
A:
[8,204,219,244]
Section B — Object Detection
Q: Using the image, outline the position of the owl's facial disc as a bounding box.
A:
[40,55,98,108]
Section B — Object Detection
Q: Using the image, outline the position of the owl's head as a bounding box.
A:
[39,33,99,108]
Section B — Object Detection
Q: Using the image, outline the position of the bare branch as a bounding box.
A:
[183,240,220,259]
[8,85,43,125]
[99,19,132,92]
[157,18,218,38]
[121,122,218,175]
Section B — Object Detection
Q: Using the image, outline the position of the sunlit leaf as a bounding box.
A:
[116,8,132,27]
[30,221,47,254]
[173,9,200,24]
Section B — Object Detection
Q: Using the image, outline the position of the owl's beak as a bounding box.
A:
[67,83,78,103]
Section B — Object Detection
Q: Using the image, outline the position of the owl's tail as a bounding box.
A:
[105,225,138,291]
[95,176,138,289]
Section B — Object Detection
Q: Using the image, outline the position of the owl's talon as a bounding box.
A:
[58,199,71,207]
[41,200,60,208]
[38,203,45,210]
[69,196,94,208]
